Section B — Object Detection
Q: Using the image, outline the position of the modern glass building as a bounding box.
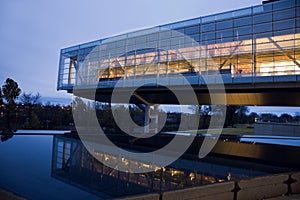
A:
[57,0,300,93]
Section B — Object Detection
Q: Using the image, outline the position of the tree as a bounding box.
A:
[225,106,237,127]
[247,112,259,124]
[235,106,249,124]
[224,106,249,127]
[20,92,41,129]
[0,87,3,105]
[2,78,21,131]
[0,88,4,130]
[279,113,293,123]
[20,92,41,106]
[2,78,21,105]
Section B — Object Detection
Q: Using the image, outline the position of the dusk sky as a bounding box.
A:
[1,0,298,115]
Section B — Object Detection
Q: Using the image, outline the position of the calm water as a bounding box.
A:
[0,132,101,200]
[0,130,295,199]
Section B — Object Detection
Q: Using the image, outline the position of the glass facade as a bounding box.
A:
[52,135,269,198]
[57,0,300,91]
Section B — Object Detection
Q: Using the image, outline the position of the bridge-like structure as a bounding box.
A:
[57,0,300,106]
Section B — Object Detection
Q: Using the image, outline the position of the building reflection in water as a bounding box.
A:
[51,135,267,199]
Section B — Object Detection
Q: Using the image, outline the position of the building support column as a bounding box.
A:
[134,92,159,134]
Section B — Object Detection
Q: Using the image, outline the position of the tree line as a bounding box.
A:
[0,78,73,135]
[1,78,299,137]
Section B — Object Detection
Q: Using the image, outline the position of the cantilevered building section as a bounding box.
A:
[57,0,300,106]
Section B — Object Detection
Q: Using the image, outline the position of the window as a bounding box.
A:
[255,32,273,39]
[253,13,272,24]
[273,0,295,11]
[185,25,200,35]
[253,23,272,33]
[273,9,295,21]
[217,37,233,43]
[173,28,185,35]
[202,23,215,32]
[147,33,159,42]
[191,34,200,42]
[185,18,200,26]
[135,36,147,44]
[160,39,170,47]
[234,26,252,36]
[171,37,181,46]
[202,32,215,40]
[127,38,136,46]
[216,20,233,30]
[160,31,172,40]
[233,8,252,17]
[237,35,252,41]
[273,29,295,36]
[273,19,295,31]
[107,42,116,49]
[170,21,185,29]
[215,12,233,21]
[253,4,272,14]
[216,29,233,38]
[234,17,252,27]
[116,40,126,48]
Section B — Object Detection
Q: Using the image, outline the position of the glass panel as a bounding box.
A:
[202,15,215,23]
[253,13,272,24]
[170,21,185,29]
[79,41,100,49]
[185,25,200,35]
[273,0,295,11]
[234,26,252,36]
[147,33,159,42]
[273,29,295,36]
[127,38,136,45]
[215,12,233,21]
[220,37,234,43]
[237,35,252,41]
[233,8,252,17]
[170,37,181,46]
[135,36,147,44]
[253,23,272,33]
[273,19,295,31]
[189,34,200,42]
[253,5,264,14]
[234,17,252,27]
[205,40,215,45]
[160,39,170,47]
[128,27,159,38]
[202,23,215,32]
[255,32,273,39]
[216,29,233,38]
[116,40,126,48]
[173,28,185,35]
[160,31,172,39]
[202,32,215,40]
[297,17,300,29]
[216,20,233,30]
[273,8,295,21]
[185,18,200,26]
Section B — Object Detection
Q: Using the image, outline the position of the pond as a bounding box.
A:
[0,130,296,199]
